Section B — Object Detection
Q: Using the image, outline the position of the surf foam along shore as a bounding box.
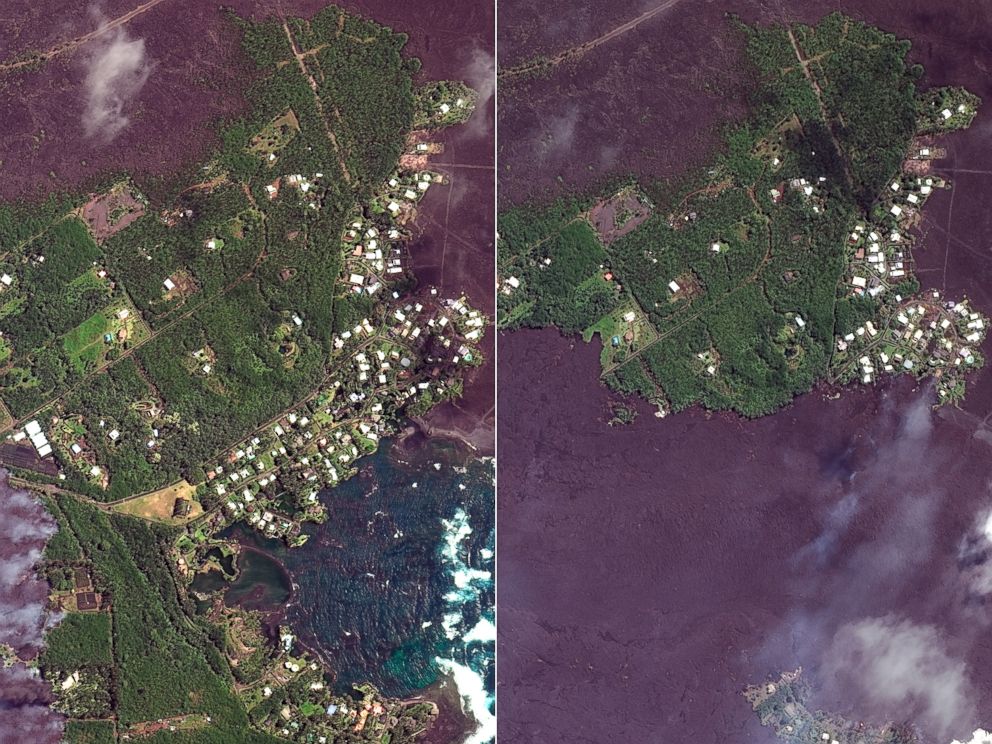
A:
[434,506,495,744]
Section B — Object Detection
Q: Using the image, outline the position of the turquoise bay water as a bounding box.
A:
[219,437,494,740]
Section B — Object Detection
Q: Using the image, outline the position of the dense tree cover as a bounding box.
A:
[53,496,279,741]
[2,219,105,348]
[737,20,820,130]
[498,195,596,258]
[742,12,920,208]
[497,195,600,330]
[64,720,116,744]
[498,13,962,417]
[100,184,263,328]
[0,195,78,249]
[312,9,418,190]
[41,612,112,668]
[228,6,416,196]
[803,14,919,208]
[41,495,84,561]
[513,221,618,333]
[8,4,432,498]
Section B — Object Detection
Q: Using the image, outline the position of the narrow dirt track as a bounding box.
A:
[500,0,684,81]
[0,0,170,73]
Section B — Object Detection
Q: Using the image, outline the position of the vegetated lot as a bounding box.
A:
[498,13,982,417]
[249,109,301,157]
[583,303,658,369]
[63,719,117,744]
[62,300,150,375]
[41,611,113,668]
[0,4,437,501]
[4,3,482,743]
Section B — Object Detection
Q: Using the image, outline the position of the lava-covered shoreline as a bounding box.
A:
[497,1,992,741]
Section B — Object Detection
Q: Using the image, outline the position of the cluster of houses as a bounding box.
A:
[265,171,326,210]
[343,220,402,296]
[845,222,907,298]
[255,663,405,742]
[838,285,986,395]
[831,160,991,397]
[501,275,521,295]
[340,170,441,291]
[202,432,305,542]
[189,289,484,549]
[423,92,472,127]
[744,670,853,744]
[845,175,945,298]
[381,170,437,217]
[786,175,828,213]
[927,96,978,132]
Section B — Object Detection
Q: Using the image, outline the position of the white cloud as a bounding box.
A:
[822,615,976,742]
[81,10,152,140]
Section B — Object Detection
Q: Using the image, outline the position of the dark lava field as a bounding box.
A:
[498,1,992,742]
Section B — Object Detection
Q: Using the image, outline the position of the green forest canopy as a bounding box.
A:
[497,13,982,417]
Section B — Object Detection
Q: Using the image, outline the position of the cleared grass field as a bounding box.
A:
[63,301,150,374]
[584,303,658,368]
[249,109,301,157]
[111,480,202,524]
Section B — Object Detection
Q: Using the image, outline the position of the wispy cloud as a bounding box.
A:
[823,615,976,742]
[81,8,152,140]
[957,506,992,598]
[0,664,63,744]
[756,391,984,741]
[459,42,494,142]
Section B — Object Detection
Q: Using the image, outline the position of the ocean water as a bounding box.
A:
[224,438,494,741]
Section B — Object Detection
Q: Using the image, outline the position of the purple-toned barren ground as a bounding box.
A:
[498,1,992,742]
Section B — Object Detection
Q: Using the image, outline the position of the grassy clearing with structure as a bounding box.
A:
[111,479,202,524]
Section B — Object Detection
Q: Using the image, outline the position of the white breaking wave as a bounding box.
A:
[435,507,494,744]
[436,657,496,744]
[442,611,464,640]
[464,617,495,645]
